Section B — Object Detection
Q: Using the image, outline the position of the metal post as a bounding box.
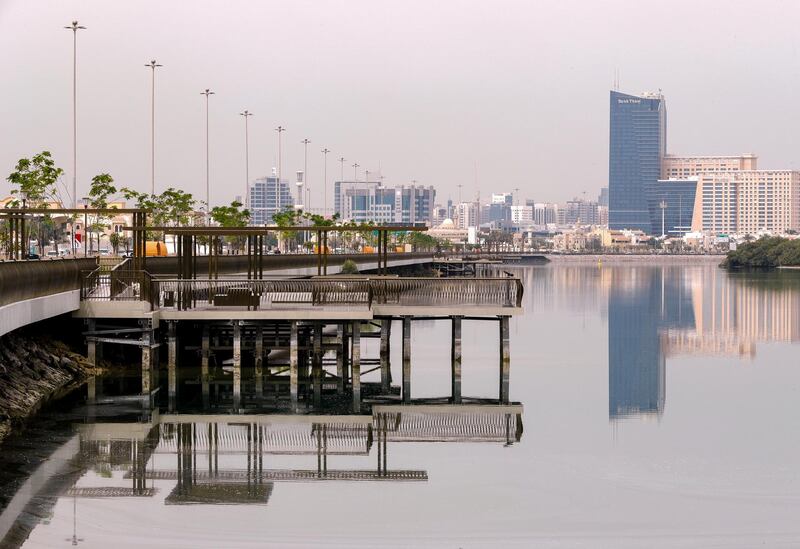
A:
[233,321,242,412]
[451,316,462,404]
[290,321,299,412]
[380,319,391,393]
[336,324,345,394]
[201,89,215,224]
[168,321,178,412]
[351,320,361,413]
[313,323,323,408]
[402,316,411,403]
[201,324,210,408]
[255,324,264,398]
[499,316,510,404]
[141,329,152,400]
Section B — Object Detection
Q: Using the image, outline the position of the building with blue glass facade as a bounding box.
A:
[608,267,695,420]
[249,175,293,225]
[649,179,698,236]
[609,90,667,233]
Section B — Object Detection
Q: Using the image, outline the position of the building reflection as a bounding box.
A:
[608,265,800,421]
[0,405,522,547]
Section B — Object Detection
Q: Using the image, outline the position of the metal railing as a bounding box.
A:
[150,276,522,311]
[81,265,156,310]
[80,271,523,311]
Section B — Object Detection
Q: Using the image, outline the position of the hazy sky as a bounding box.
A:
[1,0,798,210]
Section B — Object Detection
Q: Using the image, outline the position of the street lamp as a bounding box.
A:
[239,110,253,210]
[81,197,90,258]
[301,138,310,213]
[321,148,330,217]
[145,60,162,196]
[659,199,668,238]
[200,89,215,224]
[275,126,286,222]
[352,162,360,182]
[64,20,86,208]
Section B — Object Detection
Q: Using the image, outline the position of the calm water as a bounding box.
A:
[2,261,800,548]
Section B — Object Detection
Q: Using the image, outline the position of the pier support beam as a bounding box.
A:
[451,316,462,404]
[141,327,153,399]
[336,324,345,395]
[290,321,299,412]
[201,325,210,409]
[402,316,411,403]
[167,321,178,412]
[255,325,264,399]
[499,315,510,404]
[86,319,100,366]
[380,319,391,393]
[312,323,323,408]
[233,321,242,412]
[352,320,361,413]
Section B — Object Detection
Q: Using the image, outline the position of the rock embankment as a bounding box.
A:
[0,334,93,442]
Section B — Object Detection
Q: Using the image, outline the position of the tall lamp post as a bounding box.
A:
[352,162,360,182]
[659,199,668,238]
[64,20,86,208]
[321,148,330,217]
[275,126,286,222]
[145,60,162,196]
[301,138,310,213]
[240,110,253,209]
[200,89,215,224]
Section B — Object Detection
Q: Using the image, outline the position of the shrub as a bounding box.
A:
[340,259,359,274]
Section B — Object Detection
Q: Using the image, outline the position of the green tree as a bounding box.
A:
[6,151,65,256]
[211,201,250,253]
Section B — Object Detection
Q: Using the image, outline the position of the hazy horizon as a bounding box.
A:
[1,0,798,210]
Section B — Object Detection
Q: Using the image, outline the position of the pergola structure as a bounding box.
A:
[1,208,147,267]
[122,225,429,277]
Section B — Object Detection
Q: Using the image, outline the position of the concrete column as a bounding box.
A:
[351,320,361,413]
[255,324,264,399]
[402,316,411,403]
[290,321,299,412]
[451,316,462,404]
[141,329,152,397]
[312,323,323,408]
[380,319,391,393]
[335,324,345,395]
[87,376,97,404]
[201,325,210,409]
[168,321,178,412]
[86,319,98,366]
[499,315,510,404]
[233,321,242,412]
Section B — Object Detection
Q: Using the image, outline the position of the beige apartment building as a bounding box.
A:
[662,153,758,179]
[694,170,800,234]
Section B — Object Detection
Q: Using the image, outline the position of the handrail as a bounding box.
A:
[148,276,522,311]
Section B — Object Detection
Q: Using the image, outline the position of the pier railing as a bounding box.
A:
[81,272,523,311]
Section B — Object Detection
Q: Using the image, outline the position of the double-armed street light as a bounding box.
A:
[321,148,330,217]
[301,138,310,213]
[64,21,86,208]
[240,110,253,209]
[200,89,215,224]
[275,126,286,222]
[145,60,163,196]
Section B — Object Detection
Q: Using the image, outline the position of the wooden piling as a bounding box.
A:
[451,316,462,404]
[402,316,411,403]
[352,320,361,413]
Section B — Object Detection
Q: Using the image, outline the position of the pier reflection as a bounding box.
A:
[607,265,800,420]
[0,405,522,547]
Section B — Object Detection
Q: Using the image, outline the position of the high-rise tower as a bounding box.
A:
[608,90,666,233]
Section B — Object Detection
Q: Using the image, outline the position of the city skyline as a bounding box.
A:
[2,1,800,209]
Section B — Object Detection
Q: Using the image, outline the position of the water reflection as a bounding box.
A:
[606,264,800,420]
[0,405,522,546]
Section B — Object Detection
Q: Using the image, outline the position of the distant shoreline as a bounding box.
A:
[543,254,724,264]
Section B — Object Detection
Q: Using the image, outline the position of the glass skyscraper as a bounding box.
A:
[608,90,667,233]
